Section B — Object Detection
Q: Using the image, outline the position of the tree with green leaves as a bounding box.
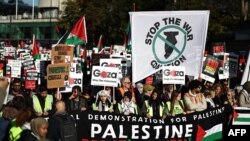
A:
[58,0,246,45]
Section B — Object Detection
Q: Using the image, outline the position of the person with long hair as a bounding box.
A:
[9,108,34,141]
[163,90,186,118]
[141,88,164,118]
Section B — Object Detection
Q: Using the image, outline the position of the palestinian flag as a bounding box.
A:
[65,16,88,45]
[32,35,40,60]
[195,124,222,141]
[233,107,250,125]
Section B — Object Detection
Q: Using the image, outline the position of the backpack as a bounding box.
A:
[54,113,77,141]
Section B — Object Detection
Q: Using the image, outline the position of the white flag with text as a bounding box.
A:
[130,11,210,82]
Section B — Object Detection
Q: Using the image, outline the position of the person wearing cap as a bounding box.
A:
[238,81,250,108]
[92,90,113,112]
[143,84,155,101]
[32,86,53,117]
[115,91,140,115]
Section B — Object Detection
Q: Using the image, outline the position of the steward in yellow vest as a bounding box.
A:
[141,90,164,118]
[32,86,53,117]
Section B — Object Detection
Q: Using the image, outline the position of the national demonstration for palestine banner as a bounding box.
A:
[130,11,210,82]
[73,105,232,140]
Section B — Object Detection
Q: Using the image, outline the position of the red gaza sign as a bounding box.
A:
[25,80,36,90]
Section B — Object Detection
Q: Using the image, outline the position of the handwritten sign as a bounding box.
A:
[47,63,70,88]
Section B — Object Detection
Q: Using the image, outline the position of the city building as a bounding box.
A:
[0,0,67,46]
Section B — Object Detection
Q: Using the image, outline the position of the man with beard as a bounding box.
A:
[184,80,207,113]
[7,78,32,108]
[32,86,53,117]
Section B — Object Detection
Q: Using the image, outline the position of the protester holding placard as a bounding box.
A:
[92,90,113,112]
[116,76,134,103]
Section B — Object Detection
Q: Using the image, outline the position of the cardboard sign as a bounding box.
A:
[47,63,70,88]
[51,44,74,64]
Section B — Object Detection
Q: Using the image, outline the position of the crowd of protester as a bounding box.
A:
[0,75,250,141]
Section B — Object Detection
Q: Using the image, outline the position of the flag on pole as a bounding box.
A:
[97,35,103,50]
[125,23,132,51]
[32,34,40,59]
[65,16,88,45]
[123,32,127,47]
[109,45,113,54]
[130,11,209,83]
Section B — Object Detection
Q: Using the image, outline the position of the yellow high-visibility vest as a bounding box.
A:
[33,94,53,113]
[144,101,163,117]
[166,100,184,116]
[9,126,22,141]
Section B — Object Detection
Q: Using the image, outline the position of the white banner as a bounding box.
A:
[130,11,209,82]
[8,60,22,78]
[91,66,118,87]
[61,63,83,93]
[162,66,185,84]
[100,58,122,79]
